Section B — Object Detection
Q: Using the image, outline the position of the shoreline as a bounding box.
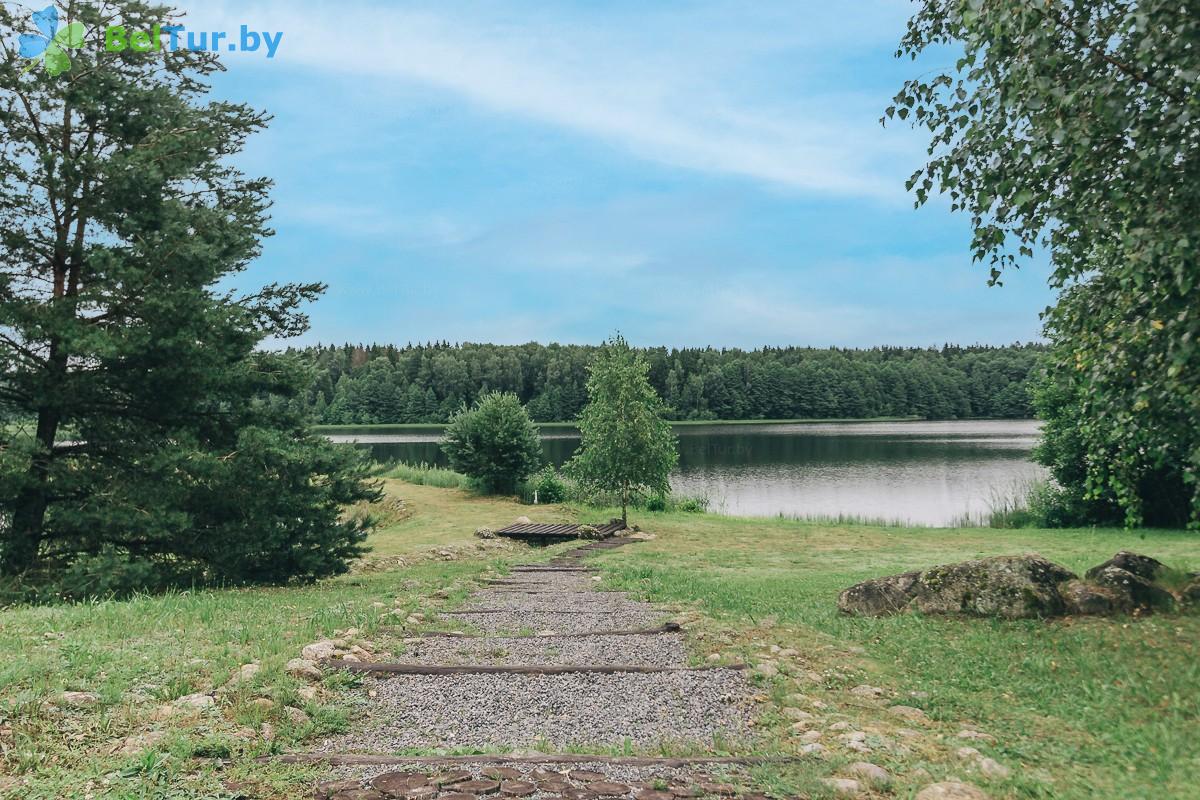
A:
[313,415,1041,433]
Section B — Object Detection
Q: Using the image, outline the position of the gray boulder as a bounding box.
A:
[838,571,921,616]
[1090,566,1175,611]
[1060,579,1130,616]
[912,554,1077,619]
[473,527,496,539]
[1085,551,1166,582]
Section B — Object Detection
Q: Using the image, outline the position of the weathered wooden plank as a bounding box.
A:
[321,660,747,675]
[265,753,801,767]
[439,608,623,614]
[385,623,683,639]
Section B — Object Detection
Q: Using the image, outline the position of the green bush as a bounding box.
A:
[527,466,568,504]
[441,392,542,494]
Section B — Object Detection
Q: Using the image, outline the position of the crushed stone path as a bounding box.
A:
[307,536,764,799]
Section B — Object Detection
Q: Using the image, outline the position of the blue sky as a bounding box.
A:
[178,0,1055,349]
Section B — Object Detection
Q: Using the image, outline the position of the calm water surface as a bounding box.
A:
[325,420,1045,526]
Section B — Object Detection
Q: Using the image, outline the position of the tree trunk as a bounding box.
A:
[621,482,628,527]
[3,406,59,574]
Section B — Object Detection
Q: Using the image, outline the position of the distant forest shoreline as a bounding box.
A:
[290,342,1043,425]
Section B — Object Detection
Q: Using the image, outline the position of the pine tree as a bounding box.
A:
[0,2,378,592]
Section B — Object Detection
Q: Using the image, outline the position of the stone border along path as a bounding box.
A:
[299,537,784,800]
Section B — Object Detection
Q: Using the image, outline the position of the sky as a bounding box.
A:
[173,0,1056,349]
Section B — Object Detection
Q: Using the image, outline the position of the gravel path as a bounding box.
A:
[316,669,753,750]
[438,608,667,635]
[314,538,755,762]
[395,633,690,667]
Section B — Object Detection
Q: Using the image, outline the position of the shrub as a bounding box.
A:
[441,392,542,494]
[527,466,568,504]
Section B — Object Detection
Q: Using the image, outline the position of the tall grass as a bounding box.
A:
[378,461,473,489]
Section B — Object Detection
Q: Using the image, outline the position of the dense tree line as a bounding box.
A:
[291,341,1043,424]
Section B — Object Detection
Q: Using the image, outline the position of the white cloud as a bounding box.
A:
[178,0,918,199]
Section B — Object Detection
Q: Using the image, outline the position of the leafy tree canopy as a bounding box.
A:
[567,335,678,526]
[890,0,1199,527]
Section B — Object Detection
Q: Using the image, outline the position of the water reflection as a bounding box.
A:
[325,420,1045,526]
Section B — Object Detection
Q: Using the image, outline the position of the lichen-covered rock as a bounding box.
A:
[1089,566,1175,611]
[1085,550,1166,582]
[837,570,920,616]
[1180,577,1200,606]
[473,527,496,539]
[912,554,1077,619]
[576,524,605,540]
[513,515,533,525]
[915,782,988,800]
[1060,579,1130,616]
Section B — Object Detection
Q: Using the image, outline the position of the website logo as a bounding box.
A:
[18,5,83,76]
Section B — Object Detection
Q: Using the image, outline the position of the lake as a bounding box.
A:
[324,419,1046,526]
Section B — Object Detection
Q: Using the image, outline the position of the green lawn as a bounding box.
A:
[591,511,1200,799]
[3,481,1196,799]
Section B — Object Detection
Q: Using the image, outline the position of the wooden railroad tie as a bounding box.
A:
[266,753,801,767]
[321,660,747,676]
[388,623,683,639]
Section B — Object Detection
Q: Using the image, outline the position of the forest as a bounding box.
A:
[292,341,1044,424]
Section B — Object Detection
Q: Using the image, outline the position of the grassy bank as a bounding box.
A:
[0,485,566,799]
[313,415,928,432]
[3,478,1196,798]
[588,511,1200,798]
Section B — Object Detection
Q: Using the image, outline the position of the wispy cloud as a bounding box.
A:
[181,0,916,199]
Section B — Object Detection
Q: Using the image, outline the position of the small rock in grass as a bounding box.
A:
[800,730,822,742]
[297,685,318,701]
[849,684,884,697]
[799,742,824,755]
[977,757,1011,779]
[783,707,814,720]
[301,640,337,661]
[957,729,996,743]
[59,691,99,707]
[779,647,798,657]
[284,706,310,726]
[286,658,323,682]
[845,762,892,787]
[249,697,275,711]
[226,663,260,686]
[108,730,168,755]
[259,722,275,740]
[823,777,862,796]
[828,721,852,731]
[915,782,989,800]
[173,692,214,710]
[755,662,779,678]
[956,746,980,759]
[887,704,927,721]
